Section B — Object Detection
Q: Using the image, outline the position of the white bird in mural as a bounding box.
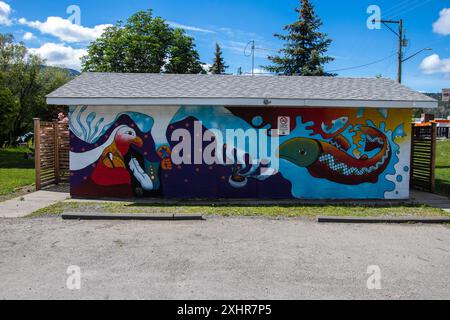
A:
[70,125,131,171]
[71,125,158,191]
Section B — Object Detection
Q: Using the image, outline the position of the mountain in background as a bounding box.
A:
[65,68,81,77]
[41,65,81,77]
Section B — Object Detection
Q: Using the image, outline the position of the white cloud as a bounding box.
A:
[218,27,258,39]
[202,63,212,74]
[253,68,270,75]
[0,1,12,26]
[420,54,450,75]
[19,16,111,43]
[433,8,450,36]
[168,21,215,34]
[23,32,35,41]
[29,43,87,70]
[241,68,272,76]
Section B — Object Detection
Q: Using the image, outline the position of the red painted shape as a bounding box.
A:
[91,163,131,186]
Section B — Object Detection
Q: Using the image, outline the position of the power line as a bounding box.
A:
[382,0,417,15]
[239,52,397,75]
[382,0,421,18]
[254,47,278,53]
[241,46,397,75]
[387,0,434,19]
[326,53,397,73]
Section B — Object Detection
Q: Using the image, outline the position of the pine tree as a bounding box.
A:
[265,0,335,76]
[209,43,228,74]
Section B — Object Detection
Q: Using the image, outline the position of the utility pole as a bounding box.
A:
[374,19,405,83]
[251,40,255,76]
[373,18,432,84]
[397,19,403,83]
[245,40,255,76]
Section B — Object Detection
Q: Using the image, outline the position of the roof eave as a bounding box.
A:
[46,97,438,109]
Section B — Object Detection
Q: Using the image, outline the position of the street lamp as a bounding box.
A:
[398,48,432,84]
[402,48,432,63]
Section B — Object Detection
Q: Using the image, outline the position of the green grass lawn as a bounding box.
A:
[29,201,448,218]
[0,147,35,199]
[435,140,450,198]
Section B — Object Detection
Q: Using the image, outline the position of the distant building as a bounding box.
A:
[416,113,450,138]
[443,89,450,102]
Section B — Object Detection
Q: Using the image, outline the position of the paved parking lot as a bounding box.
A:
[0,216,449,300]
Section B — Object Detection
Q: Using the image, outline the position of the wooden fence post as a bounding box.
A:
[430,123,437,193]
[53,120,60,184]
[33,118,41,190]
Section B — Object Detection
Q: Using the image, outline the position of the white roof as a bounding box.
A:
[47,72,438,108]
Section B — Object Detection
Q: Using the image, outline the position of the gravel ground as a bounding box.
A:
[0,216,449,300]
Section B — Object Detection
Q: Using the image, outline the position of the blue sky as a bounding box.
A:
[0,0,449,92]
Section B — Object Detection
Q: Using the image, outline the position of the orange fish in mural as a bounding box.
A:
[279,126,392,185]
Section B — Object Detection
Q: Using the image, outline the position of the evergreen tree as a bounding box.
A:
[265,0,335,76]
[209,43,228,74]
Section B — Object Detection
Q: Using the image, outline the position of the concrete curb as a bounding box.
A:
[68,196,416,207]
[62,213,204,221]
[317,216,450,224]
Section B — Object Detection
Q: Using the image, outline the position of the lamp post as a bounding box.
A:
[402,48,432,63]
[400,48,432,83]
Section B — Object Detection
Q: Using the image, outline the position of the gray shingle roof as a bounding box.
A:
[47,72,437,108]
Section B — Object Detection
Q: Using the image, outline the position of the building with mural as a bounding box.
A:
[47,73,437,200]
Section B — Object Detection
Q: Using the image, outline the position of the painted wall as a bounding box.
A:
[69,105,412,199]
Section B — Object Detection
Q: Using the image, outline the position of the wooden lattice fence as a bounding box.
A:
[410,123,437,193]
[33,118,70,190]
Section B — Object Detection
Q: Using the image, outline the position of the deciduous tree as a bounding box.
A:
[0,34,72,145]
[0,87,18,146]
[165,29,205,74]
[82,10,204,74]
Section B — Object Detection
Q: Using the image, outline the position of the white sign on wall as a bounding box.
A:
[278,116,290,136]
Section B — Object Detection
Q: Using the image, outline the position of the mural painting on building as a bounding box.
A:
[69,105,411,199]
